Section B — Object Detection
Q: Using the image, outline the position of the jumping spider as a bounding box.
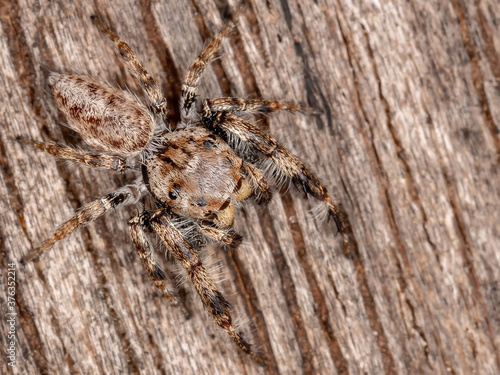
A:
[20,12,345,364]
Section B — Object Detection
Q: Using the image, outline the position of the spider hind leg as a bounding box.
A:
[17,137,129,172]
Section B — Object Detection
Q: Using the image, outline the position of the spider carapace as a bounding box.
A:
[20,11,346,365]
[145,126,253,228]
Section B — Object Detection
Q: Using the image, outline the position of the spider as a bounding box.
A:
[19,10,345,365]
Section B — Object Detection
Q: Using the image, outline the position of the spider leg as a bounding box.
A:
[139,209,263,364]
[17,137,129,172]
[180,15,239,119]
[205,97,317,115]
[197,221,243,248]
[91,16,167,116]
[24,180,146,262]
[205,112,345,233]
[129,215,188,315]
[240,161,272,205]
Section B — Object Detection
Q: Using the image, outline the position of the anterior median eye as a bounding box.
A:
[169,184,181,200]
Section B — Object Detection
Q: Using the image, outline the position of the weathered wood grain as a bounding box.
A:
[1,0,499,374]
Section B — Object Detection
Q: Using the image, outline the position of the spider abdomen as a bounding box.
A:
[48,73,155,156]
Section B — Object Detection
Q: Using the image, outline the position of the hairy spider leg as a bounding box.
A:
[180,16,237,119]
[92,16,167,117]
[240,161,272,205]
[17,137,129,172]
[197,222,243,248]
[25,181,146,262]
[132,209,265,365]
[129,215,189,316]
[204,111,346,234]
[204,97,319,115]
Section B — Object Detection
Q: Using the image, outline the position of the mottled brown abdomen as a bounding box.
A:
[49,73,155,156]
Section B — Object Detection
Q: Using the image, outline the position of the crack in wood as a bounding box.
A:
[281,193,349,375]
[334,6,400,374]
[450,0,500,164]
[257,207,314,373]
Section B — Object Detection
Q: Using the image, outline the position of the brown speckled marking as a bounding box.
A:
[49,73,155,156]
[128,215,187,314]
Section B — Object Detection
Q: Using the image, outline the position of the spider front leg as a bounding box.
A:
[205,97,316,115]
[91,16,167,117]
[180,6,245,119]
[24,179,146,261]
[129,215,188,315]
[205,111,346,234]
[135,209,264,364]
[17,137,129,172]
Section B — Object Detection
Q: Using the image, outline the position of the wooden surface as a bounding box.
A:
[1,0,500,374]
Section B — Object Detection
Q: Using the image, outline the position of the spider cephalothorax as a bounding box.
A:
[20,10,345,365]
[144,127,252,227]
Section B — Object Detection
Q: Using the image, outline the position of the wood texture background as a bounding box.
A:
[1,0,499,374]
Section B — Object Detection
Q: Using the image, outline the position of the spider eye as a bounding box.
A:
[169,185,181,200]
